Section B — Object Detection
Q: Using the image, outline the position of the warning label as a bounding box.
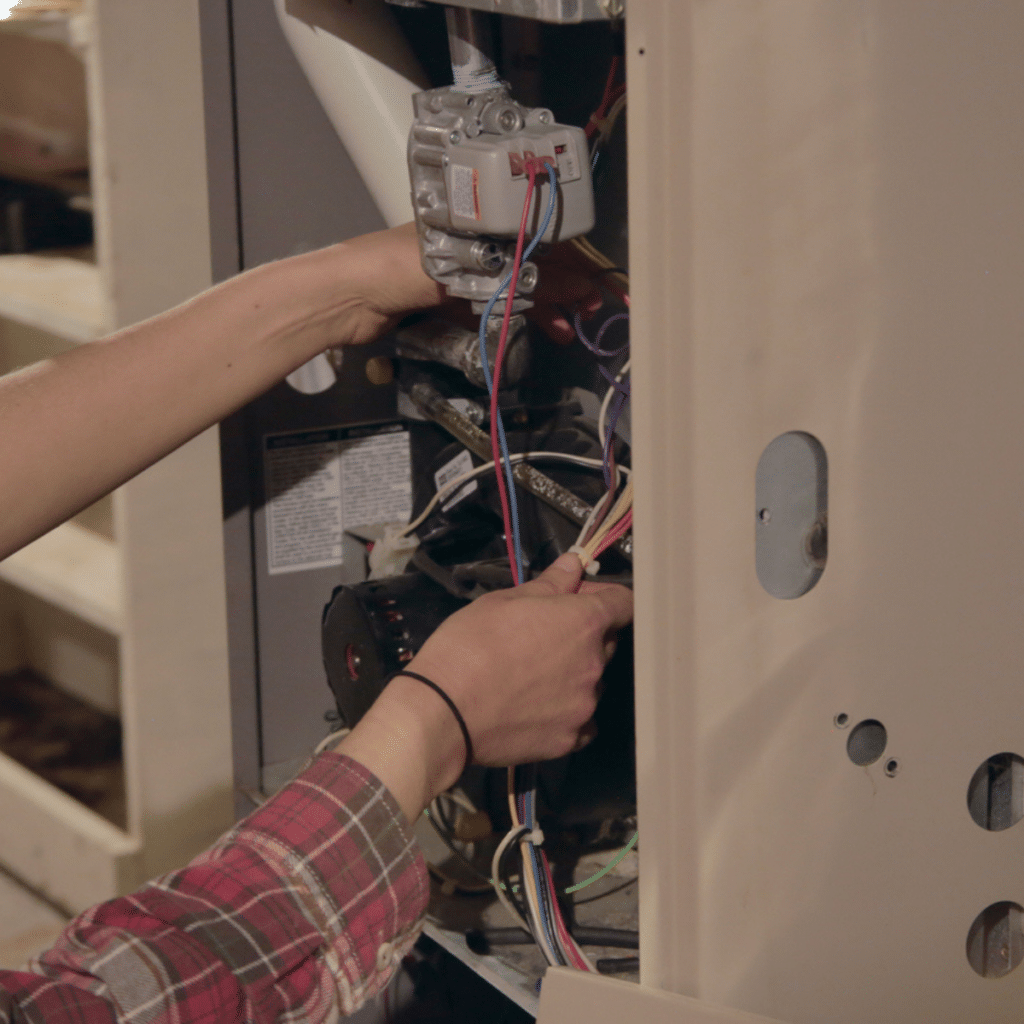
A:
[264,423,411,576]
[449,163,480,221]
[434,448,477,512]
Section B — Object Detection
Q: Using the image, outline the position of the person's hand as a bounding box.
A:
[527,242,606,343]
[335,553,633,822]
[323,222,447,346]
[413,239,607,346]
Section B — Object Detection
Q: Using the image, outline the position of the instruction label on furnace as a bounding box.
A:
[264,423,411,575]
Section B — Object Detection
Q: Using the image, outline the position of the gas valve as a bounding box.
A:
[407,9,594,313]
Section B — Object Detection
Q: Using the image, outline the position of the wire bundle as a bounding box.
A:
[476,157,558,585]
[473,159,602,970]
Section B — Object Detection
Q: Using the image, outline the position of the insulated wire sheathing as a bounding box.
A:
[477,160,558,584]
[477,162,605,972]
[400,452,628,539]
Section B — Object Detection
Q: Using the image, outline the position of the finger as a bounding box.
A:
[516,552,583,597]
[530,303,576,344]
[570,719,599,753]
[580,583,634,631]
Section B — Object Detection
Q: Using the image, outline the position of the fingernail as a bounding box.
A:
[553,552,582,571]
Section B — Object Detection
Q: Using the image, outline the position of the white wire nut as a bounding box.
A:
[525,828,545,846]
[368,524,420,580]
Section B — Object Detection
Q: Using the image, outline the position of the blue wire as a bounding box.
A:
[478,163,558,586]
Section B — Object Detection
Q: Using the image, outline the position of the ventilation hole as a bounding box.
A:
[846,719,887,766]
[967,901,1024,979]
[967,753,1024,832]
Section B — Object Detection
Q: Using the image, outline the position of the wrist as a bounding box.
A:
[333,673,465,823]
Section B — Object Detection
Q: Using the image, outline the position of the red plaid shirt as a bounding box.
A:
[0,753,428,1023]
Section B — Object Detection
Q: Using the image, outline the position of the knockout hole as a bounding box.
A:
[967,901,1024,979]
[967,753,1024,832]
[847,719,887,767]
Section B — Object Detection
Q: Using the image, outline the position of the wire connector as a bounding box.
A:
[568,545,600,576]
[368,525,420,580]
[523,827,545,847]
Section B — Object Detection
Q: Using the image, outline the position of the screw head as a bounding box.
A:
[518,264,539,292]
[537,111,552,124]
[498,108,519,132]
[449,130,462,145]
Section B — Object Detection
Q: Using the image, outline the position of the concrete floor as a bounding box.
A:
[0,869,67,971]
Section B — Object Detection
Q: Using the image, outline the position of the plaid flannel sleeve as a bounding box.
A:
[0,752,429,1024]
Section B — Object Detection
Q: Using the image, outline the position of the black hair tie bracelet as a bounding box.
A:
[390,670,474,774]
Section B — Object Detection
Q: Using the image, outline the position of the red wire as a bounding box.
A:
[541,850,590,971]
[586,55,623,139]
[591,509,633,561]
[490,160,554,586]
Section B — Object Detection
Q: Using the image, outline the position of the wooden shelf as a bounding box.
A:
[0,750,138,913]
[0,254,105,343]
[0,522,122,636]
[0,11,84,48]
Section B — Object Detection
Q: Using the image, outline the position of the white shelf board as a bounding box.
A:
[0,750,138,913]
[0,522,123,635]
[0,254,106,343]
[0,12,83,47]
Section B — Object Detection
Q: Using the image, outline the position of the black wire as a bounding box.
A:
[596,956,639,975]
[533,845,568,966]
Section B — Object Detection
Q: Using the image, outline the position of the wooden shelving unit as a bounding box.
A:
[0,1,233,912]
[0,522,122,635]
[0,254,105,343]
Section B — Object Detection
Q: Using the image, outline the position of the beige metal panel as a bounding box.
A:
[631,1,1024,1021]
[85,0,233,881]
[628,0,700,1000]
[538,968,784,1024]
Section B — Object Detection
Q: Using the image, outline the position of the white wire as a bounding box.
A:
[400,451,629,538]
[595,92,627,150]
[313,728,349,756]
[598,358,631,452]
[491,825,531,931]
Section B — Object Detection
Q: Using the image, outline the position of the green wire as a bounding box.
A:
[564,832,639,895]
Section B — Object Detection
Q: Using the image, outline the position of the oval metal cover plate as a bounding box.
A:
[755,431,828,599]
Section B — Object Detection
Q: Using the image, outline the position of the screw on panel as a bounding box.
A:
[601,0,626,16]
[537,110,553,124]
[449,131,463,144]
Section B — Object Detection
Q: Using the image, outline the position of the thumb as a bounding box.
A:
[517,552,583,597]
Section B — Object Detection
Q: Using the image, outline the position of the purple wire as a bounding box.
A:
[599,364,631,392]
[602,389,627,488]
[574,310,630,357]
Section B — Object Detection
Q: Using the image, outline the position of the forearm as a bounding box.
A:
[0,224,440,558]
[1,753,428,1022]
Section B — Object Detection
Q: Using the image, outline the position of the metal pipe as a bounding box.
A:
[409,383,632,561]
[445,6,501,93]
